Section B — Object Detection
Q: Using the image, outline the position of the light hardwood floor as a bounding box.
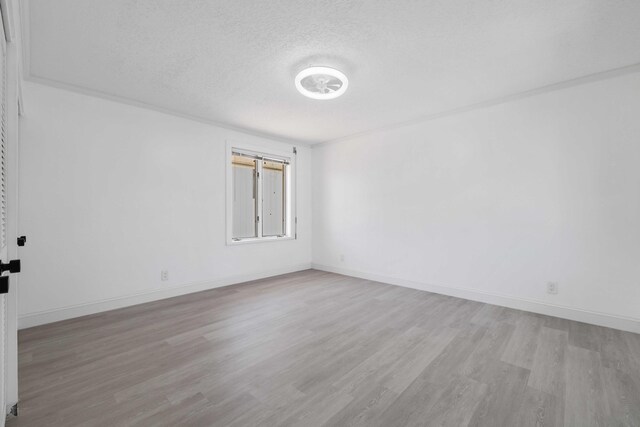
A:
[9,270,640,426]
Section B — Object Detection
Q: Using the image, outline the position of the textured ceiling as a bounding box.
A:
[26,0,640,144]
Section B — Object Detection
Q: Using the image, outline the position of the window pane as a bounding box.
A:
[262,160,286,236]
[232,154,257,239]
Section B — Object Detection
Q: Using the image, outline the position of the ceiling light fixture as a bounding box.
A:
[295,66,348,100]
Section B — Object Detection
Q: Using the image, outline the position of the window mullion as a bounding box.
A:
[257,160,263,239]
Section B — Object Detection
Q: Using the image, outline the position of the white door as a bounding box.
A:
[0,16,7,424]
[0,7,18,423]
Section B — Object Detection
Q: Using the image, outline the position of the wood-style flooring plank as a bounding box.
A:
[8,269,640,427]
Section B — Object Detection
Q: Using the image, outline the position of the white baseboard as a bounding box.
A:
[19,263,312,329]
[311,263,640,334]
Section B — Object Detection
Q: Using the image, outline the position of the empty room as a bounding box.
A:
[0,0,638,426]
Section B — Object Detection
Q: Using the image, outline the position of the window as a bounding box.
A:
[227,142,296,244]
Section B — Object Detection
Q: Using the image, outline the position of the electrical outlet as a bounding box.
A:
[161,270,169,281]
[547,282,558,295]
[340,254,345,262]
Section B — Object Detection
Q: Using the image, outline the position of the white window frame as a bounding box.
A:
[226,140,297,245]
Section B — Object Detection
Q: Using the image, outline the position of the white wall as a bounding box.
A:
[17,72,640,332]
[18,82,311,327]
[312,71,640,332]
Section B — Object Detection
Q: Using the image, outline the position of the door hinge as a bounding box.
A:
[293,147,297,155]
[0,259,20,274]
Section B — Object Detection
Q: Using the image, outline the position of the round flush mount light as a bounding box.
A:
[295,66,348,100]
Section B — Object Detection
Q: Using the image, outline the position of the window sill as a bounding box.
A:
[227,236,295,246]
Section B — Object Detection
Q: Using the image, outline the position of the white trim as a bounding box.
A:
[29,63,640,148]
[227,236,295,246]
[0,0,13,42]
[17,0,28,82]
[311,263,640,334]
[3,4,19,411]
[19,264,312,329]
[313,62,640,148]
[24,76,310,146]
